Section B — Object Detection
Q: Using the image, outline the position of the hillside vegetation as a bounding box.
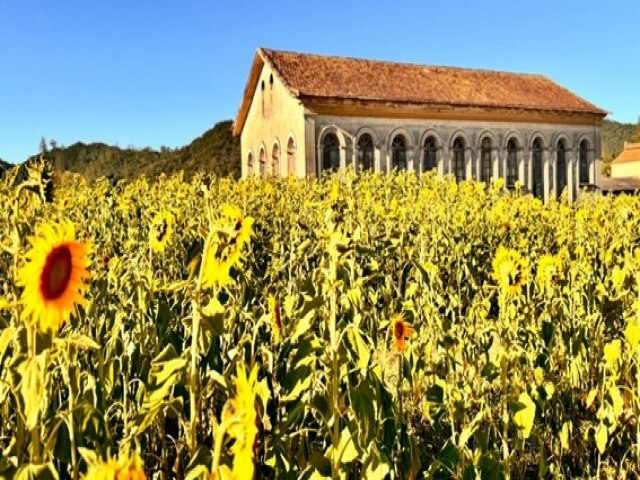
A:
[602,119,639,175]
[30,120,240,182]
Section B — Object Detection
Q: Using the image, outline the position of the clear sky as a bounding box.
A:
[1,0,638,163]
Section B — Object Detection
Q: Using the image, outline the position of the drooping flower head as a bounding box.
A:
[202,205,254,289]
[390,314,413,353]
[17,221,91,332]
[492,246,528,297]
[222,363,259,480]
[536,254,563,290]
[82,451,146,480]
[149,211,174,253]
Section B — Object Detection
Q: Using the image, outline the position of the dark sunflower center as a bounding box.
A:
[510,268,523,286]
[40,245,72,300]
[394,320,404,340]
[155,220,168,242]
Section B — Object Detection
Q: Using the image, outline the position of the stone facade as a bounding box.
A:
[234,49,606,202]
[312,115,601,203]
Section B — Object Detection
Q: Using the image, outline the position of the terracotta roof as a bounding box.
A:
[233,48,607,136]
[601,176,640,193]
[612,143,640,164]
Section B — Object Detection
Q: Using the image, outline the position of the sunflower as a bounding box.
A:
[492,246,528,297]
[222,363,259,480]
[536,254,562,290]
[83,451,146,480]
[202,205,254,289]
[16,221,91,332]
[221,204,254,248]
[390,314,413,353]
[149,211,174,253]
[268,295,282,342]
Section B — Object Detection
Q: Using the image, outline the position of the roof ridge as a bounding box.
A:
[259,47,546,78]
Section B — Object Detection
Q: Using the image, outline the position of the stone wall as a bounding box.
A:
[311,115,602,202]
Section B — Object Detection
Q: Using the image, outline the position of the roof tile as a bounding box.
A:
[260,48,606,115]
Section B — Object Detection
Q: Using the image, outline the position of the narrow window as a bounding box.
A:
[556,139,567,196]
[272,143,280,176]
[287,137,296,175]
[247,152,254,176]
[392,135,407,171]
[506,139,518,187]
[532,138,544,199]
[357,134,374,171]
[322,133,340,173]
[259,148,266,179]
[452,137,465,182]
[480,137,492,183]
[423,136,438,173]
[579,140,589,184]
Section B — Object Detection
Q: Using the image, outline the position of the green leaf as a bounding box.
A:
[18,352,47,429]
[346,327,370,373]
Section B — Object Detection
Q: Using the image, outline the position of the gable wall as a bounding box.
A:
[240,63,306,178]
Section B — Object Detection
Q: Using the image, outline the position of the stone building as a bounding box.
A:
[233,48,607,202]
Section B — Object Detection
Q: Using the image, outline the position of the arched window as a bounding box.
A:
[322,133,340,173]
[272,143,280,176]
[287,137,296,175]
[357,134,374,171]
[556,139,567,197]
[259,148,266,179]
[247,152,254,176]
[480,137,492,183]
[506,138,518,187]
[579,140,589,185]
[423,136,438,173]
[391,135,407,171]
[532,138,544,199]
[452,137,465,182]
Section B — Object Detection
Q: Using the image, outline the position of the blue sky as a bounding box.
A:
[1,0,638,163]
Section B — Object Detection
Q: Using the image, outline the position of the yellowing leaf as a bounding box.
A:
[513,392,536,439]
[625,323,640,350]
[544,382,555,399]
[609,385,624,417]
[595,422,608,454]
[560,421,571,450]
[603,339,621,374]
[18,353,47,429]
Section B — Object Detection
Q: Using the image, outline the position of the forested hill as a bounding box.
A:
[603,119,637,159]
[0,159,10,174]
[28,120,240,182]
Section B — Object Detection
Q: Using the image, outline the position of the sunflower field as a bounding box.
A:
[2,160,640,479]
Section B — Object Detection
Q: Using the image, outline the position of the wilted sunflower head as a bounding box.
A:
[492,246,528,297]
[149,211,174,253]
[221,204,254,247]
[536,254,563,290]
[390,314,413,353]
[16,221,91,332]
[82,451,146,480]
[201,205,254,289]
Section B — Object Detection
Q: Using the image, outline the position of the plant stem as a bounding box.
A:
[188,232,214,456]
